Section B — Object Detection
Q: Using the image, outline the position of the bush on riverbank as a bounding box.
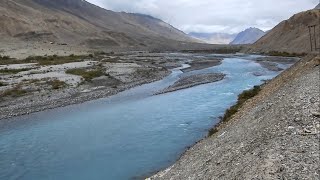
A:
[66,68,106,81]
[1,85,27,98]
[0,68,32,74]
[0,81,6,86]
[208,85,261,136]
[49,79,67,89]
[0,54,91,65]
[266,51,307,57]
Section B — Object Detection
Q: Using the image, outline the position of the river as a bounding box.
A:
[0,55,292,180]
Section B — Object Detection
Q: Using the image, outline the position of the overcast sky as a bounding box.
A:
[87,0,318,34]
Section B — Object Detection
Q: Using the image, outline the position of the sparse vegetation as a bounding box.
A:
[208,85,261,136]
[24,54,86,65]
[0,55,11,60]
[0,54,90,65]
[0,68,32,74]
[266,51,307,57]
[181,47,243,54]
[49,79,67,89]
[1,85,28,98]
[66,68,106,81]
[0,81,6,86]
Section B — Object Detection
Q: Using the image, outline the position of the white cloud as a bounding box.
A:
[87,0,318,33]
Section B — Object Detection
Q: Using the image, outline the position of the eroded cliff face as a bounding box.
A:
[151,55,320,179]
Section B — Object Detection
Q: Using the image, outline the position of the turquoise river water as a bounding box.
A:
[0,55,291,180]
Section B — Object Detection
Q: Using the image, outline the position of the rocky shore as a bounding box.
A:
[156,73,225,95]
[0,70,170,120]
[181,59,222,72]
[151,55,320,179]
[254,56,300,71]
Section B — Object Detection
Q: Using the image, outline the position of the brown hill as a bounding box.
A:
[249,9,320,54]
[0,0,196,50]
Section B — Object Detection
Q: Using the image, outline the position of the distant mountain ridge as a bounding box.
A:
[0,0,196,49]
[230,28,265,44]
[188,32,237,44]
[315,3,320,9]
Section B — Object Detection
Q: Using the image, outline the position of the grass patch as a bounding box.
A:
[66,68,106,81]
[0,81,6,86]
[24,54,86,65]
[266,51,307,57]
[181,47,243,54]
[0,68,32,74]
[208,85,261,136]
[1,85,27,98]
[0,54,90,65]
[48,80,67,89]
[0,55,10,60]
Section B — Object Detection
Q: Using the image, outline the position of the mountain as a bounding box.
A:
[230,28,265,44]
[315,3,320,9]
[249,9,320,54]
[0,0,196,50]
[188,32,237,44]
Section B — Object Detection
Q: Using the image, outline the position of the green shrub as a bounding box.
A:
[0,68,31,74]
[1,86,27,97]
[23,55,86,65]
[267,51,307,57]
[0,55,10,60]
[66,68,105,81]
[181,47,242,54]
[208,86,261,136]
[0,81,6,86]
[49,80,67,89]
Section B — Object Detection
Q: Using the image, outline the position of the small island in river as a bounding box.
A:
[156,73,226,95]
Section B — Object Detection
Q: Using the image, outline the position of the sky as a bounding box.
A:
[87,0,319,34]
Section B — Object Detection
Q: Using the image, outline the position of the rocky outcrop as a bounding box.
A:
[151,55,320,179]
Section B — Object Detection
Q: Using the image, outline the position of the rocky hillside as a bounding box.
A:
[230,27,265,44]
[0,0,195,49]
[249,9,320,54]
[151,54,320,179]
[189,32,237,44]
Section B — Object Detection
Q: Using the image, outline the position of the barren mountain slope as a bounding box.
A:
[249,9,320,53]
[0,0,195,49]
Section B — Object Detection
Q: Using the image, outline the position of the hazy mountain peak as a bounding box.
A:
[315,3,320,9]
[230,27,265,44]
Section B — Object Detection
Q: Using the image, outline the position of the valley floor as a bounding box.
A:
[0,52,224,119]
[151,55,320,179]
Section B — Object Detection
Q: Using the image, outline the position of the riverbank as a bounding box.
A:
[156,73,225,95]
[151,55,319,179]
[0,52,226,120]
[253,56,300,72]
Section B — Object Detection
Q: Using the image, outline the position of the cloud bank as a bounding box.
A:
[87,0,318,33]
